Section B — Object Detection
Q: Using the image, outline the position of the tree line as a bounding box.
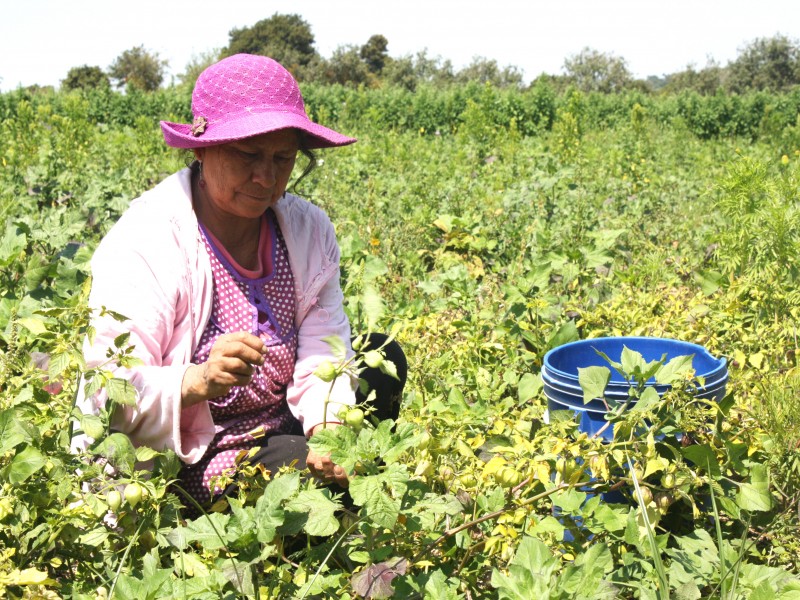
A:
[56,13,800,95]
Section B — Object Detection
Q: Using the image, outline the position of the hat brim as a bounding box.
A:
[160,110,356,150]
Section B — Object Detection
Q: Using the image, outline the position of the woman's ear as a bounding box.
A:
[193,148,204,162]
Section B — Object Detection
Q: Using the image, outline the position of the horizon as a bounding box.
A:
[2,0,799,92]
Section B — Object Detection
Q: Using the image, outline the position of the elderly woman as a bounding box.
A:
[79,54,405,507]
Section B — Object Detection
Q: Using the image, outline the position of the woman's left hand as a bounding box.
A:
[306,423,349,487]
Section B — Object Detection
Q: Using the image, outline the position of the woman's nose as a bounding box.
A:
[253,157,277,186]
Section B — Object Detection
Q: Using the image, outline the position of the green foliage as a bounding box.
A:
[108,45,168,92]
[1,82,800,597]
[563,47,634,93]
[712,153,800,318]
[177,49,222,90]
[728,34,800,93]
[61,65,110,91]
[360,34,389,74]
[317,45,371,87]
[223,13,317,73]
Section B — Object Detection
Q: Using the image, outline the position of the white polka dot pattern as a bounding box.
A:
[179,210,298,503]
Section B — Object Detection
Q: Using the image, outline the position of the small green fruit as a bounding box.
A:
[124,483,143,508]
[363,350,384,369]
[345,408,365,429]
[106,490,122,512]
[314,361,337,382]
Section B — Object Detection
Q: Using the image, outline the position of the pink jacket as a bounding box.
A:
[78,168,355,464]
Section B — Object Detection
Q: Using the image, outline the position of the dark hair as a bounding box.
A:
[184,129,317,196]
[291,130,317,195]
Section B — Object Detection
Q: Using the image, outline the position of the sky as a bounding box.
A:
[2,0,799,91]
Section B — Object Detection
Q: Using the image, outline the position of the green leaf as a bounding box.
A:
[48,351,73,378]
[491,536,558,599]
[630,386,661,413]
[349,466,407,530]
[552,488,587,513]
[93,432,137,475]
[254,473,298,543]
[621,346,647,376]
[17,316,48,335]
[695,269,724,296]
[737,464,773,512]
[23,253,50,291]
[423,570,463,599]
[518,373,542,403]
[79,414,106,440]
[655,354,695,385]
[361,284,385,332]
[590,503,628,532]
[79,527,110,547]
[0,410,32,454]
[681,444,721,477]
[322,335,347,361]
[171,513,231,551]
[106,377,137,406]
[531,515,566,538]
[5,445,46,484]
[135,446,160,462]
[578,366,610,404]
[285,488,341,537]
[547,320,579,350]
[445,386,470,413]
[363,255,388,281]
[0,222,27,265]
[113,331,131,349]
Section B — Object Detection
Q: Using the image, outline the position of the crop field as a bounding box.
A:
[1,83,800,598]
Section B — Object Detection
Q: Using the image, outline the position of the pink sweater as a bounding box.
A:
[77,168,355,464]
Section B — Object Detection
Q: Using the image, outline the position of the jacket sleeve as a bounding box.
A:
[79,205,214,464]
[285,208,356,436]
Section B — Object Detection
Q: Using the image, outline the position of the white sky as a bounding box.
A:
[1,0,798,91]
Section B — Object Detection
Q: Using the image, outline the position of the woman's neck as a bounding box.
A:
[192,172,262,270]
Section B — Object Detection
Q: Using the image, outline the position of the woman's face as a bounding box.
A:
[194,129,300,220]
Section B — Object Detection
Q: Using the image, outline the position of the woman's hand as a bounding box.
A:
[181,332,266,407]
[306,422,349,487]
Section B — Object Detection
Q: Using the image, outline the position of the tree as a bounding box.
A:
[62,65,110,90]
[108,45,167,91]
[727,34,800,92]
[318,45,370,87]
[223,13,317,72]
[360,35,389,73]
[454,57,523,88]
[663,60,727,95]
[382,50,455,90]
[179,49,222,89]
[563,47,633,93]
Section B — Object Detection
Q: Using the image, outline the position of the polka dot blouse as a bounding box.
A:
[179,209,298,504]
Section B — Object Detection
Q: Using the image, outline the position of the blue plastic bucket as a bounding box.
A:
[543,337,727,388]
[542,367,729,410]
[542,337,728,441]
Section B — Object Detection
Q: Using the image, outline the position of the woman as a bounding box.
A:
[79,54,405,507]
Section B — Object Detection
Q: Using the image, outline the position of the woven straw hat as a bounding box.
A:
[160,54,355,149]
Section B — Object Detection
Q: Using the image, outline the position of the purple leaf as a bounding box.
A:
[351,558,408,599]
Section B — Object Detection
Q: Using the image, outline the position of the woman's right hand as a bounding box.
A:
[181,332,266,407]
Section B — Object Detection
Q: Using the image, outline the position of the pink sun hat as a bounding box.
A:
[160,54,356,150]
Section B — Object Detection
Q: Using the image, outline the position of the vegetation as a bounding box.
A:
[108,45,168,92]
[61,66,110,92]
[222,13,318,73]
[0,76,799,598]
